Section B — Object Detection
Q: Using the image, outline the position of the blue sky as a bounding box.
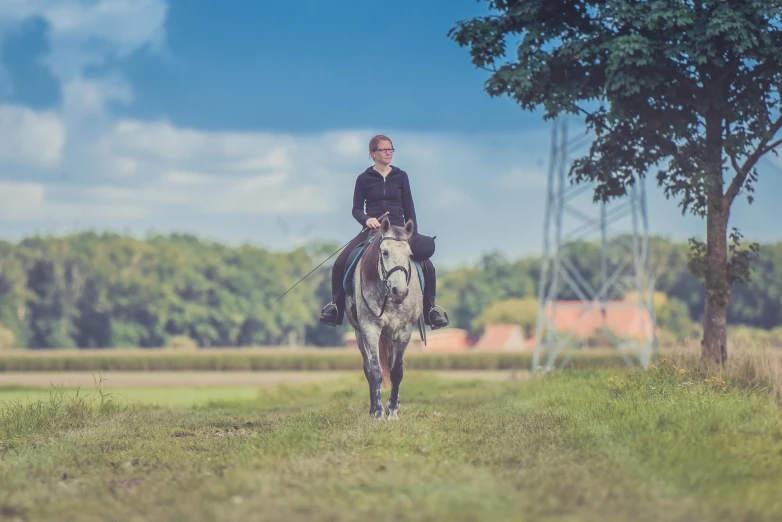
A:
[0,0,779,268]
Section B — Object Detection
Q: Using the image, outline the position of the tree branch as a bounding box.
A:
[728,152,742,176]
[763,136,782,154]
[574,103,616,134]
[726,113,782,205]
[575,103,596,120]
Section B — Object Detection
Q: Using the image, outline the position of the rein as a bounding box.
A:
[360,234,412,319]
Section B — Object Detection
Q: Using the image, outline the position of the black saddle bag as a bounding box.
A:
[409,233,436,262]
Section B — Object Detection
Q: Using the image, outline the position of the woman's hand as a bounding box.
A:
[365,217,381,229]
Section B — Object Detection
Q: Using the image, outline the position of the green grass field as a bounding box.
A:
[0,385,267,408]
[1,361,781,521]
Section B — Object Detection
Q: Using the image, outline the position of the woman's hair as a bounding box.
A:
[369,134,393,158]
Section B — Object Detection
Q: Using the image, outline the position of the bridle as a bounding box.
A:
[360,234,412,318]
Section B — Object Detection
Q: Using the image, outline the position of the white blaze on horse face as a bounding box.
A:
[381,235,412,304]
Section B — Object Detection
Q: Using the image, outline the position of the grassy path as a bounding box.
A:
[1,363,781,521]
[0,370,526,389]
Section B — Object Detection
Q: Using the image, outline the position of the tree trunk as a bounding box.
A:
[701,112,730,365]
[701,201,729,364]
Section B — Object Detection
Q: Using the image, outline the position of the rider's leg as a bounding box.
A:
[422,259,449,329]
[319,229,370,326]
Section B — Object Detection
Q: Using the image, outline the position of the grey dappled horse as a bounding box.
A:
[345,217,423,419]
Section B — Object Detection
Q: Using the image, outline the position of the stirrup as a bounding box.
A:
[428,304,449,330]
[319,301,338,326]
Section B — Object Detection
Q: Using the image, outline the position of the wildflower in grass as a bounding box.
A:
[679,368,688,375]
[704,376,727,390]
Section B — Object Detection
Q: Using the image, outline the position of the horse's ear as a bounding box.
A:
[380,216,391,234]
[404,219,415,238]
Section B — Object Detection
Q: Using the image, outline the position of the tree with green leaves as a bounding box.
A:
[472,296,539,337]
[449,0,782,363]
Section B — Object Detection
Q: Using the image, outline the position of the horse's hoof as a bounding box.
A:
[387,409,399,420]
[369,409,384,420]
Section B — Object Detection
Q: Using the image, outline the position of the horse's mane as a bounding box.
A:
[359,226,404,286]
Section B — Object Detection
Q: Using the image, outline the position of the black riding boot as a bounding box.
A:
[318,296,340,326]
[426,296,449,330]
[319,287,347,327]
[319,230,369,327]
[422,259,449,329]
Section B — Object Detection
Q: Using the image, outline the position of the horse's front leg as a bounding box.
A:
[387,328,412,420]
[359,326,385,419]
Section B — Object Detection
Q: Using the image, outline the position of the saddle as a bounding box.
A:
[343,232,434,295]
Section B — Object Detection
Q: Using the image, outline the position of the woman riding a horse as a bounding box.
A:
[318,134,449,330]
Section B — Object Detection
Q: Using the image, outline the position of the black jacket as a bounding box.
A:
[351,166,418,233]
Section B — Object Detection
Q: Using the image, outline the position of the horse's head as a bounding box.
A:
[379,217,415,303]
[361,216,415,304]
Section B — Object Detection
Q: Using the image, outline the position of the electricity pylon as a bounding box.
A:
[532,115,658,372]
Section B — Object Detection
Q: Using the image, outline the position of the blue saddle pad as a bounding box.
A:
[342,239,369,294]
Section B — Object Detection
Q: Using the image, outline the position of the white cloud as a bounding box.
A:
[0,180,147,223]
[56,164,335,220]
[109,156,138,177]
[0,105,66,167]
[77,121,551,218]
[39,0,167,78]
[0,181,45,220]
[323,131,370,158]
[0,108,554,236]
[62,76,134,117]
[231,147,292,172]
[44,0,166,50]
[106,119,210,161]
[147,169,333,216]
[160,170,213,186]
[101,121,300,176]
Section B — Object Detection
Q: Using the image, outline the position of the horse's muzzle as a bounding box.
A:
[390,285,409,303]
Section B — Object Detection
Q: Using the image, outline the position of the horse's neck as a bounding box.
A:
[358,258,386,304]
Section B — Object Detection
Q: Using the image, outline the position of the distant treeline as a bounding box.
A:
[438,235,782,342]
[0,232,780,349]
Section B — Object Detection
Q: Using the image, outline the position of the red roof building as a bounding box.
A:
[543,300,655,341]
[343,328,475,353]
[472,324,529,351]
[341,300,655,353]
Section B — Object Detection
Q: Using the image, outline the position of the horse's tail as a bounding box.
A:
[379,335,392,390]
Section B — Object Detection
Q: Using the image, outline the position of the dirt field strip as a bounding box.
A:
[0,371,348,388]
[0,370,529,388]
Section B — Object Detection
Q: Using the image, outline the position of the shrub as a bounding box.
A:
[166,335,198,351]
[0,326,15,351]
[472,297,538,337]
